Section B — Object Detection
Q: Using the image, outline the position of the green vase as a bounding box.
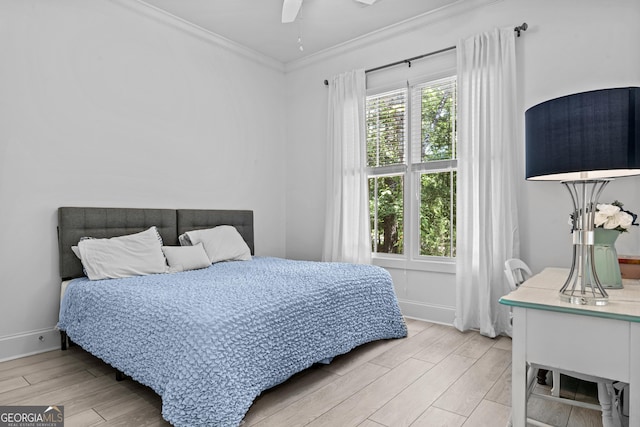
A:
[593,228,623,288]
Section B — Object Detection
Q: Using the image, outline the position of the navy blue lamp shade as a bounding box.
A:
[526,87,640,180]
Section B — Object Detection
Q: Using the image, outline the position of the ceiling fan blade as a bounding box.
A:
[354,0,379,4]
[282,0,303,23]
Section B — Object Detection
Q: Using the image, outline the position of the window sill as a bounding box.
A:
[372,255,456,274]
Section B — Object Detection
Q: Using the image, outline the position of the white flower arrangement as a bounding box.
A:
[594,202,636,232]
[570,201,638,233]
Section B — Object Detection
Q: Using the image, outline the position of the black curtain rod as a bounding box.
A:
[365,45,455,75]
[323,22,528,86]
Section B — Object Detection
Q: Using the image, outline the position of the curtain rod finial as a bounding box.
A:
[514,22,528,37]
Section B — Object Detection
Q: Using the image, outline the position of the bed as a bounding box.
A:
[56,207,407,427]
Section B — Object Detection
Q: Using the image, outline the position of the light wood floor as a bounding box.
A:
[0,319,607,427]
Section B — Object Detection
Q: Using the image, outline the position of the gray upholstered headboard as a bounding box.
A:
[177,209,254,256]
[58,207,254,280]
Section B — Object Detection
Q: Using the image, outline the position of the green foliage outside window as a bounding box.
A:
[367,89,406,254]
[418,83,456,257]
[369,175,404,254]
[420,85,455,162]
[420,171,456,257]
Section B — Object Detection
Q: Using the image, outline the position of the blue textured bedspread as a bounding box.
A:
[58,257,407,426]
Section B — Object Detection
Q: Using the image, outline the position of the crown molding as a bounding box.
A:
[284,0,502,74]
[110,0,285,73]
[108,0,502,75]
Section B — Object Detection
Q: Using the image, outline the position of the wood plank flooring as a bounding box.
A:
[0,319,606,426]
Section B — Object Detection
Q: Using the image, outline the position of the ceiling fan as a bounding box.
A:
[282,0,380,23]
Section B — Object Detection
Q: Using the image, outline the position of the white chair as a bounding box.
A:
[504,258,533,291]
[504,258,625,427]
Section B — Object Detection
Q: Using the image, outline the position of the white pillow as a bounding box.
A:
[77,226,168,280]
[185,225,252,264]
[162,243,210,272]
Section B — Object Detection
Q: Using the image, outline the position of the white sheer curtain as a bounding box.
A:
[322,69,372,264]
[454,28,520,337]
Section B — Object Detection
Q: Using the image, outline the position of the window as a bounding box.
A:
[367,76,457,260]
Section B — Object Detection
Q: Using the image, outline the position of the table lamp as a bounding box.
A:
[525,87,640,305]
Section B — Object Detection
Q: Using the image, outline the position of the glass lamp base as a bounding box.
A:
[559,292,609,306]
[559,180,612,306]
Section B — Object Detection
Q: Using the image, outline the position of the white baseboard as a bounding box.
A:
[0,328,60,363]
[398,300,455,325]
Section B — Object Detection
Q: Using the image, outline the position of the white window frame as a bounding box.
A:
[367,71,457,273]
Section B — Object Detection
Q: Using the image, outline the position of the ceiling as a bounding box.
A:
[140,0,460,64]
